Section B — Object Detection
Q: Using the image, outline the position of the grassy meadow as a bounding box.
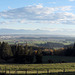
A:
[0,63,75,74]
[42,56,75,63]
[0,56,75,74]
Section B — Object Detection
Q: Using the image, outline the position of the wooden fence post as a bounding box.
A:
[25,69,27,75]
[63,68,65,75]
[37,69,38,75]
[5,66,6,75]
[63,68,65,72]
[47,69,49,75]
[2,68,3,74]
[9,69,10,75]
[0,67,1,73]
[15,70,17,75]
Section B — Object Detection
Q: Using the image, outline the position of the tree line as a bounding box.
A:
[49,43,75,56]
[0,42,42,64]
[0,41,75,64]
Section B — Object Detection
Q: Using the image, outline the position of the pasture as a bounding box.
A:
[42,56,75,63]
[0,38,73,46]
[0,63,75,74]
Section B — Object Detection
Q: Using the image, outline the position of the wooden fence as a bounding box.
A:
[0,67,66,75]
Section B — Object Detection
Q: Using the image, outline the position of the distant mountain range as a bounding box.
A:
[0,29,74,37]
[0,29,50,34]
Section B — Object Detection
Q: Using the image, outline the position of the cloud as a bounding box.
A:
[8,6,12,9]
[48,2,56,4]
[0,4,74,25]
[41,28,75,35]
[46,28,75,32]
[0,20,20,24]
[59,6,72,11]
[69,0,75,1]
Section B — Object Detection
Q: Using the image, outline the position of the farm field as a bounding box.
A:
[0,63,75,75]
[0,35,74,46]
[1,39,72,46]
[42,56,75,63]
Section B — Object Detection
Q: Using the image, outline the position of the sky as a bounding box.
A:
[0,0,75,35]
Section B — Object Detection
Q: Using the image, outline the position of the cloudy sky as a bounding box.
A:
[0,0,75,35]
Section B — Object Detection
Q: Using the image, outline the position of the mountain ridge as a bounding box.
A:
[0,29,50,34]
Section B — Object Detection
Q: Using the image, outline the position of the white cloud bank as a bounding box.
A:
[0,4,74,24]
[69,0,75,1]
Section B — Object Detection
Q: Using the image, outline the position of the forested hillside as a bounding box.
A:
[0,42,75,64]
[37,42,64,48]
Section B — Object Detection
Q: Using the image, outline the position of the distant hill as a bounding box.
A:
[0,29,50,34]
[37,42,64,48]
[0,29,74,37]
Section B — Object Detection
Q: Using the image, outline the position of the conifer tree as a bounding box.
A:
[0,42,2,57]
[14,44,25,63]
[29,47,33,55]
[73,43,75,48]
[24,42,28,55]
[28,47,34,63]
[16,44,24,56]
[35,48,42,63]
[11,45,17,56]
[1,42,13,59]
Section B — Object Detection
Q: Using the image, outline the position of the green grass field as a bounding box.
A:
[42,56,75,63]
[1,39,73,46]
[0,63,75,74]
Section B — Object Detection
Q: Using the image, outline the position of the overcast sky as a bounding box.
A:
[0,0,75,35]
